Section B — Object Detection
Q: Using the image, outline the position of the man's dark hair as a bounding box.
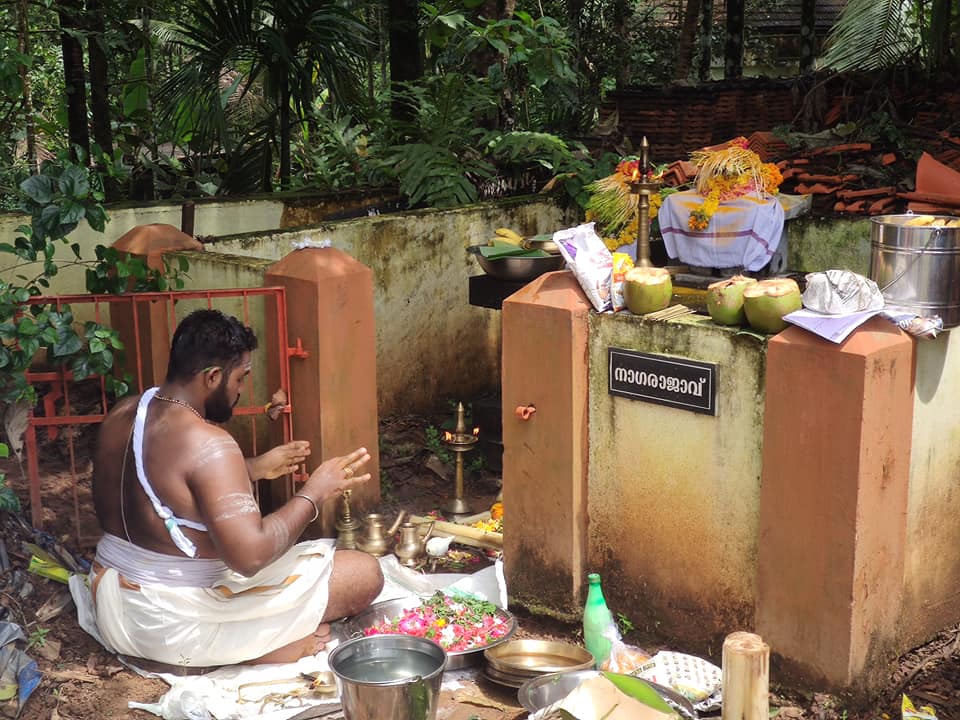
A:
[166,310,258,382]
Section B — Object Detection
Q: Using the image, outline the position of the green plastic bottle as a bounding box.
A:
[583,572,616,668]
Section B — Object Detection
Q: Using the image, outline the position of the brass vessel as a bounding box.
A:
[356,511,406,557]
[394,521,435,568]
[335,489,361,550]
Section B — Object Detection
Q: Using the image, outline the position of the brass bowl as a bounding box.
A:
[483,639,594,674]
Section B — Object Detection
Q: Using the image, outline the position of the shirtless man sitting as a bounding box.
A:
[90,309,383,668]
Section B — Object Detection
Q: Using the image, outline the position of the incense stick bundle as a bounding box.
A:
[643,304,695,321]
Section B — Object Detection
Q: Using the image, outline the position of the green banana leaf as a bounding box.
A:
[601,671,678,716]
[475,241,551,260]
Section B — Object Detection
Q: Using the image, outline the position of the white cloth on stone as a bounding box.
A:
[659,190,785,271]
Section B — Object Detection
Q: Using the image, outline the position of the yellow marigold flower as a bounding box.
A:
[603,236,621,252]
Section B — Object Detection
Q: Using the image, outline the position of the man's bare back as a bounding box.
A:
[89,310,383,665]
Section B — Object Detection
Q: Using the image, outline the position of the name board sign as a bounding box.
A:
[608,348,717,415]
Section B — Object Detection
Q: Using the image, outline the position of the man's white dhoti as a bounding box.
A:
[91,535,335,667]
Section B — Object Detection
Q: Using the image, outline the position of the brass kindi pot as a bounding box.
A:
[394,521,435,568]
[356,511,406,557]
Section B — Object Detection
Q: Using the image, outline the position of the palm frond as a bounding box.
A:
[818,0,916,71]
[127,19,191,46]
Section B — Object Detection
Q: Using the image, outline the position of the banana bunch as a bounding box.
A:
[903,215,960,227]
[487,227,525,246]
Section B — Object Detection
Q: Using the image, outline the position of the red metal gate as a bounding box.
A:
[21,287,298,546]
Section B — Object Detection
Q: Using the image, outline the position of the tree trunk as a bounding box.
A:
[387,0,422,123]
[724,0,745,79]
[613,0,632,90]
[799,0,816,74]
[674,0,704,82]
[927,0,952,76]
[86,0,114,159]
[16,0,38,174]
[135,5,156,200]
[58,0,91,162]
[697,0,714,81]
[279,77,291,189]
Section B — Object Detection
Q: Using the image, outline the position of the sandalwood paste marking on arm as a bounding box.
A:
[268,518,291,557]
[192,437,244,471]
[211,492,260,522]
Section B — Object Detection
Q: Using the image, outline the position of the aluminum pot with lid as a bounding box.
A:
[868,214,960,328]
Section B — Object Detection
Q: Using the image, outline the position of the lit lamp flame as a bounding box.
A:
[444,431,453,442]
[631,167,640,182]
[473,427,480,436]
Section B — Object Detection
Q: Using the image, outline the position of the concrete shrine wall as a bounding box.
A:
[501,270,960,694]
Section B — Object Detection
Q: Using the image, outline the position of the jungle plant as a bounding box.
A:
[152,0,372,191]
[0,154,187,408]
[819,0,958,74]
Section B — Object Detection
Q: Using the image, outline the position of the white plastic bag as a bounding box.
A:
[554,223,613,312]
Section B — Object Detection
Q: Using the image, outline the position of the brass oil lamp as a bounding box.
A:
[627,136,661,268]
[335,489,361,550]
[442,402,479,520]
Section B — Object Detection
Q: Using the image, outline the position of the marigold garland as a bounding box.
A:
[586,156,666,245]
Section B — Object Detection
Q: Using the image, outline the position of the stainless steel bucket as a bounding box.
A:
[329,635,447,720]
[868,214,960,328]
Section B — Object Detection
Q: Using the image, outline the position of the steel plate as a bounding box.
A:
[347,596,516,670]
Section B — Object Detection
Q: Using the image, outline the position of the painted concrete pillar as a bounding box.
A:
[755,318,914,688]
[501,271,591,618]
[111,223,203,389]
[264,247,380,535]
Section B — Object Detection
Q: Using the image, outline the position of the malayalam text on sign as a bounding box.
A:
[608,348,717,415]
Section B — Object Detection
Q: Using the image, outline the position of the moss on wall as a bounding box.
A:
[787,216,873,274]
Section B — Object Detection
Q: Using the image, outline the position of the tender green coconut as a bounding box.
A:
[742,278,802,333]
[624,267,673,315]
[706,275,758,326]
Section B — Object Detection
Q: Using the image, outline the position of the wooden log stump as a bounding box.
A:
[721,631,769,720]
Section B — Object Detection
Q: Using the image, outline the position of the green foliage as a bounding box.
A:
[292,109,374,191]
[0,443,19,513]
[26,626,49,650]
[819,0,918,71]
[616,611,635,635]
[0,155,187,407]
[424,425,454,465]
[382,143,493,208]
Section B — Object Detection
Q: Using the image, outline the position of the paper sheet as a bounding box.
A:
[783,308,884,344]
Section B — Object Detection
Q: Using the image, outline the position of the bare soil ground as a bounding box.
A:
[0,410,958,720]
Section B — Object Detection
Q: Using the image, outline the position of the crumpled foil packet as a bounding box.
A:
[802,270,885,315]
[896,315,944,339]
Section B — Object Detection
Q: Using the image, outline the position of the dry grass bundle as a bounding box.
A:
[585,173,639,233]
[691,144,765,198]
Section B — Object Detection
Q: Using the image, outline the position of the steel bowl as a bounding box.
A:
[517,669,698,718]
[347,596,516,670]
[474,253,566,282]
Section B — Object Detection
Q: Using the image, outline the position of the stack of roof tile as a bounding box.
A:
[748,131,790,162]
[774,143,908,216]
[900,152,960,214]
